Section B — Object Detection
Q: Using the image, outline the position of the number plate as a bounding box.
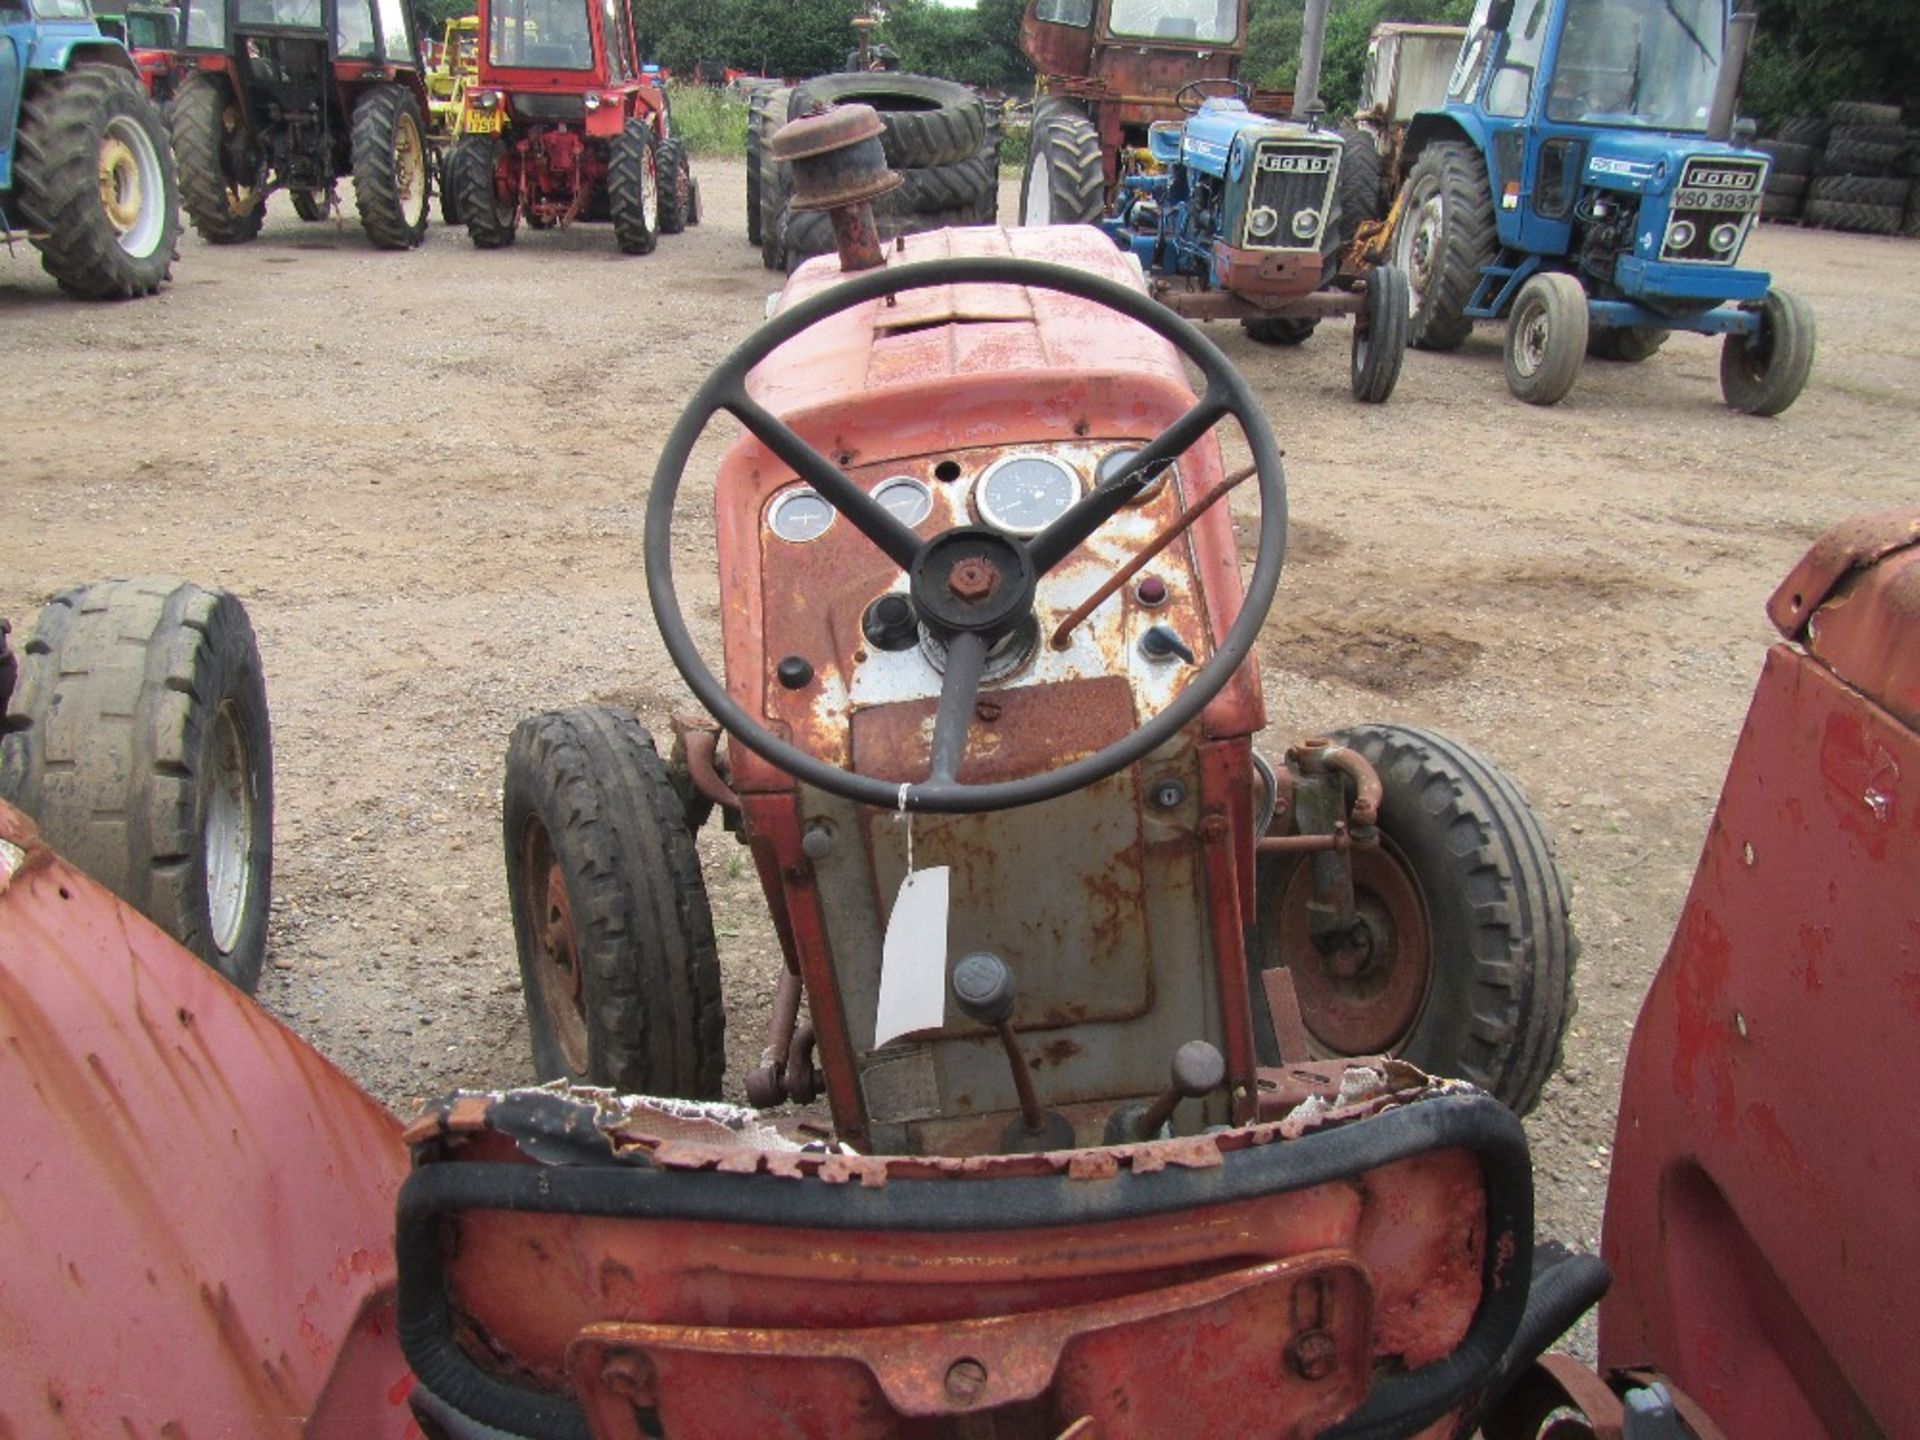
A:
[465,111,501,134]
[1675,188,1755,212]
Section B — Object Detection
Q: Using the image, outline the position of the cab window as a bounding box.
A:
[1486,0,1548,116]
[1034,0,1093,24]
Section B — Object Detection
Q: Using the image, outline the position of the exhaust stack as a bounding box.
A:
[1293,0,1331,119]
[769,102,901,273]
[1706,9,1756,144]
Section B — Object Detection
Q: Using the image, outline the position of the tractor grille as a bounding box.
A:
[1660,156,1767,265]
[1242,138,1341,252]
[510,92,587,123]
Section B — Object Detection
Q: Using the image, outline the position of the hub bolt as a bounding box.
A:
[1287,1329,1338,1382]
[947,558,998,602]
[944,1357,989,1405]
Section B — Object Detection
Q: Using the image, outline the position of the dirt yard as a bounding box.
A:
[5,160,1915,1282]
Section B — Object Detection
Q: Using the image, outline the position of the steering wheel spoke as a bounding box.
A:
[1026,384,1230,575]
[926,631,989,787]
[724,387,922,569]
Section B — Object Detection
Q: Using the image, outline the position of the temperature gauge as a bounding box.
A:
[872,476,933,528]
[768,487,835,543]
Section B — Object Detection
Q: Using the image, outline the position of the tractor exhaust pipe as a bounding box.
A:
[1705,9,1756,144]
[770,102,902,273]
[1293,0,1331,120]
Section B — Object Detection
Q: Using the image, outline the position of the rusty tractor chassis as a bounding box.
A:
[446,0,692,250]
[1019,0,1294,192]
[5,509,1915,1437]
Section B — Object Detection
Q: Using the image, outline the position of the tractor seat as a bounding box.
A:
[396,1075,1542,1440]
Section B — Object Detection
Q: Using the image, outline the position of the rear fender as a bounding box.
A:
[1399,109,1481,179]
[28,34,138,77]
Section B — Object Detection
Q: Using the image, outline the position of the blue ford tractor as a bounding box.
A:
[1022,0,1410,404]
[1371,0,1811,413]
[1,0,179,297]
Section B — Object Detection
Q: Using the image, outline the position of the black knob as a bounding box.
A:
[1141,625,1196,664]
[776,655,814,690]
[862,593,919,652]
[952,951,1015,1026]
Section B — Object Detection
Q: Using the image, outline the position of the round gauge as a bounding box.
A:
[872,476,933,527]
[975,454,1080,537]
[1097,448,1177,503]
[768,487,835,543]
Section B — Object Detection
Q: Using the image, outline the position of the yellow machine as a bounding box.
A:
[426,16,480,221]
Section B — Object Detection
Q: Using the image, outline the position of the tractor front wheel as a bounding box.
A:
[608,120,660,255]
[1392,140,1495,351]
[171,71,265,245]
[503,708,724,1097]
[12,65,180,298]
[450,135,516,248]
[656,135,692,234]
[1251,724,1575,1115]
[1350,263,1410,404]
[1018,104,1104,225]
[1504,271,1589,406]
[1720,287,1816,417]
[1241,315,1318,346]
[350,83,430,250]
[1587,324,1668,362]
[1,580,274,992]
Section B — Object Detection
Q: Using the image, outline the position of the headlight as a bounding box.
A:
[1291,208,1320,239]
[471,90,499,110]
[1667,218,1696,250]
[1709,221,1740,253]
[583,93,602,111]
[1247,205,1278,239]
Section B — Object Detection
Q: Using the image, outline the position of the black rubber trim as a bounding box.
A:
[397,1093,1532,1440]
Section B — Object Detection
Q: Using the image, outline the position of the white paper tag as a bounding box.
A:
[874,865,950,1048]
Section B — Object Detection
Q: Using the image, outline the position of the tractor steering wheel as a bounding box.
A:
[1175,78,1253,114]
[645,257,1287,814]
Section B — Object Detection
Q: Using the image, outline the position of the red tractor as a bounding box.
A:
[168,0,433,246]
[94,4,187,105]
[444,0,695,251]
[3,111,1915,1440]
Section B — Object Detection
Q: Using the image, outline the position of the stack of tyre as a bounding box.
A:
[1760,101,1920,238]
[746,74,999,274]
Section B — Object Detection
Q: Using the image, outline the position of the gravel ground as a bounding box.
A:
[4,162,1916,1332]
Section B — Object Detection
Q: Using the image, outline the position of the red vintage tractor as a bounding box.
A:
[3,112,1915,1439]
[169,0,433,246]
[444,0,695,251]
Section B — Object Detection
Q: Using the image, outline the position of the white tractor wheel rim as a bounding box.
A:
[1025,149,1052,224]
[101,114,166,258]
[205,701,255,956]
[642,146,657,221]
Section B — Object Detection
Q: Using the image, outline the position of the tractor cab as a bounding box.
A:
[171,0,433,246]
[1383,0,1813,411]
[444,0,693,249]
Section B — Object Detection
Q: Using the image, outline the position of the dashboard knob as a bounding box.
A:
[862,593,920,652]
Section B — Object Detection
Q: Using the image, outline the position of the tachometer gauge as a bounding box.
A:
[872,476,933,527]
[768,487,835,543]
[1097,447,1176,503]
[975,454,1080,537]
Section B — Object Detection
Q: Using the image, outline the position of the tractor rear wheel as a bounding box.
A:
[608,120,660,255]
[656,135,691,235]
[1720,287,1815,417]
[172,71,265,245]
[1350,263,1409,404]
[1,580,274,992]
[350,83,430,249]
[12,65,180,299]
[290,187,331,222]
[1250,724,1575,1116]
[745,85,769,245]
[503,707,724,1097]
[1336,129,1383,248]
[1019,105,1104,225]
[1503,271,1588,406]
[1587,324,1668,362]
[451,135,515,248]
[1393,140,1495,351]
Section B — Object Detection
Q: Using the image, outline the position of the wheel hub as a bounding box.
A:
[1516,307,1550,377]
[204,701,255,957]
[1279,842,1432,1057]
[97,136,143,232]
[397,115,425,206]
[522,819,589,1074]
